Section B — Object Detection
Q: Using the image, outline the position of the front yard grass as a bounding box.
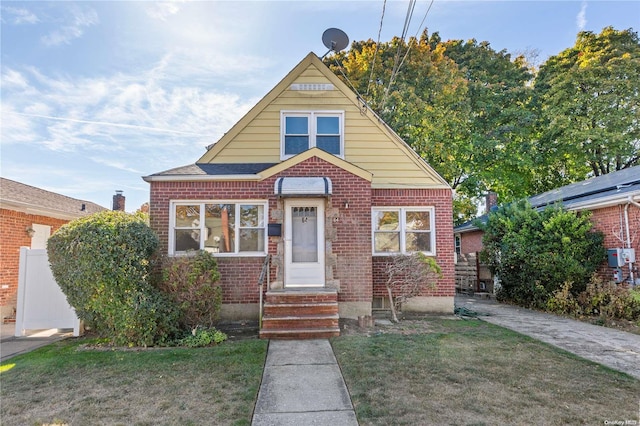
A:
[3,319,639,425]
[0,338,268,426]
[332,319,640,425]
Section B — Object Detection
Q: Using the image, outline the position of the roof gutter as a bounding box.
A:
[563,190,640,211]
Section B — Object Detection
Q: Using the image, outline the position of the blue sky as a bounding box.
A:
[2,1,638,211]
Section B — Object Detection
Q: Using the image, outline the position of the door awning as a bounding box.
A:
[274,177,332,196]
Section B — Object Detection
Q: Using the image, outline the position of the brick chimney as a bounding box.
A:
[112,190,126,211]
[485,191,498,214]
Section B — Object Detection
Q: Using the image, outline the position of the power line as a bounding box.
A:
[365,0,387,97]
[379,0,436,111]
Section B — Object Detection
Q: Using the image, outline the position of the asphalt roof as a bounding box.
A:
[149,163,279,177]
[528,165,640,209]
[455,165,640,233]
[0,177,107,219]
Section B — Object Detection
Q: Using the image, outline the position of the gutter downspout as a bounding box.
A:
[625,196,640,284]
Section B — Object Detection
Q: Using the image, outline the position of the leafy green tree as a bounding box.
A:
[480,201,605,309]
[532,27,640,189]
[438,37,535,201]
[325,31,534,223]
[47,210,179,346]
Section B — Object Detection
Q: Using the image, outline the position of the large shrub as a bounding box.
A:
[547,276,640,322]
[480,200,606,308]
[158,250,222,330]
[47,211,179,346]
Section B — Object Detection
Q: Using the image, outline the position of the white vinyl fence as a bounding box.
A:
[15,247,81,337]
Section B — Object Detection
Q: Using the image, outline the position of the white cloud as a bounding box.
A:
[1,6,39,24]
[576,1,587,31]
[41,6,99,46]
[1,54,259,175]
[146,1,183,21]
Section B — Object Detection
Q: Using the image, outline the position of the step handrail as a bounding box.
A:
[258,254,270,329]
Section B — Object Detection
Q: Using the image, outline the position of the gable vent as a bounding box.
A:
[290,83,334,91]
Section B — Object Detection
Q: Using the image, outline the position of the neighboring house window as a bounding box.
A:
[455,235,461,256]
[170,201,267,255]
[281,111,344,159]
[372,207,435,255]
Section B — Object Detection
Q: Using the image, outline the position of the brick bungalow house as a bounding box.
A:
[143,52,455,338]
[455,165,640,288]
[0,178,107,320]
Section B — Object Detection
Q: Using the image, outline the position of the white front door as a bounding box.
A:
[284,199,325,287]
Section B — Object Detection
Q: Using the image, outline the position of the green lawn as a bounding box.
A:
[332,319,640,425]
[0,338,268,426]
[3,319,639,426]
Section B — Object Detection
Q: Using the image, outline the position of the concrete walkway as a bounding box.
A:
[456,295,640,380]
[252,339,358,426]
[0,323,71,363]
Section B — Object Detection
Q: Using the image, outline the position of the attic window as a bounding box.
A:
[290,83,334,91]
[281,111,344,159]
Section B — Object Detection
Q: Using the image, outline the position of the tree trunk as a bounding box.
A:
[386,284,399,323]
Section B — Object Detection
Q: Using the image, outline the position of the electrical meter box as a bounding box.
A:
[607,248,636,267]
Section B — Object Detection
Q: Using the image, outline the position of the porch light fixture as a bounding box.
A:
[26,226,36,238]
[344,201,349,209]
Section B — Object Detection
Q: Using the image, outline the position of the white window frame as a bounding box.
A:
[280,111,345,160]
[169,200,268,257]
[372,207,436,256]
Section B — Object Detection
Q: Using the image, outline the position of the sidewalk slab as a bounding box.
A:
[252,339,357,426]
[1,323,71,363]
[456,295,640,380]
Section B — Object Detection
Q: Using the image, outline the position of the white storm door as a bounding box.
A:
[284,199,325,287]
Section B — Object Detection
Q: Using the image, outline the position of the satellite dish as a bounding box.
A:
[321,28,349,58]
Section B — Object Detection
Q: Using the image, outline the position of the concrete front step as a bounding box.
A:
[262,314,339,330]
[259,327,341,340]
[264,290,338,305]
[263,302,338,316]
[260,290,340,339]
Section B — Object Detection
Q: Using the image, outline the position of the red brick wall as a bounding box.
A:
[0,209,68,311]
[589,204,640,281]
[148,159,455,310]
[460,230,484,255]
[149,156,374,306]
[371,188,455,299]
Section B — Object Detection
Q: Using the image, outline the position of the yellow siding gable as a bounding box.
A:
[198,52,449,189]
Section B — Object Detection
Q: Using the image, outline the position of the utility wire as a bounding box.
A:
[379,0,436,111]
[396,0,436,76]
[365,0,387,97]
[379,0,416,110]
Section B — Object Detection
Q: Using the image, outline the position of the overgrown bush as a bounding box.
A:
[158,250,222,330]
[480,200,605,309]
[547,275,640,322]
[577,276,640,321]
[47,211,179,346]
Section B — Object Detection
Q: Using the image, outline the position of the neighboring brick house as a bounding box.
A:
[143,53,455,338]
[0,178,107,320]
[454,166,640,287]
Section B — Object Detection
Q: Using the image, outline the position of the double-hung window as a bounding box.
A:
[281,111,343,159]
[171,201,267,255]
[372,207,435,255]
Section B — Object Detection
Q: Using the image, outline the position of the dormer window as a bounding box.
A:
[281,111,344,159]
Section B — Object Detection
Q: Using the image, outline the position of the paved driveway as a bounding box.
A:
[456,295,640,380]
